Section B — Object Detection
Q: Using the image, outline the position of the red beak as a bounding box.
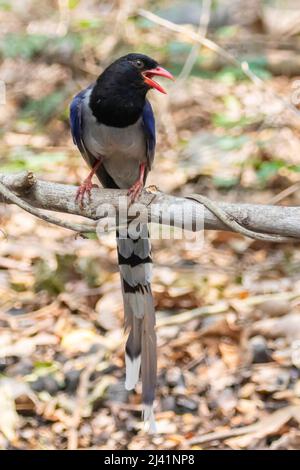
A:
[142,66,174,94]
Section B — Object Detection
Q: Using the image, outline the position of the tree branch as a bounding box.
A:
[0,171,300,241]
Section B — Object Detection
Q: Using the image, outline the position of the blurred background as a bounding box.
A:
[1,0,300,450]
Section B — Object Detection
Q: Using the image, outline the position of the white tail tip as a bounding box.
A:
[143,404,157,434]
[125,354,141,390]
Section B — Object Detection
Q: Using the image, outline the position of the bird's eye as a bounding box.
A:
[136,59,144,68]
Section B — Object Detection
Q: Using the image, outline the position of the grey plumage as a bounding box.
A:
[119,263,152,287]
[81,89,148,189]
[118,236,151,259]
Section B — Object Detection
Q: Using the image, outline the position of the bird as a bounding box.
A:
[69,53,174,431]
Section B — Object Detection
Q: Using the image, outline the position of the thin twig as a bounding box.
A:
[268,181,300,205]
[186,194,292,243]
[138,8,300,119]
[56,0,70,36]
[157,302,228,328]
[139,9,244,72]
[177,0,211,82]
[188,405,300,446]
[189,423,258,446]
[100,0,135,59]
[157,291,300,328]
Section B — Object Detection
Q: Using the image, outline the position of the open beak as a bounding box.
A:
[142,66,174,94]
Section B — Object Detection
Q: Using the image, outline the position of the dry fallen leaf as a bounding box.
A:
[219,341,240,370]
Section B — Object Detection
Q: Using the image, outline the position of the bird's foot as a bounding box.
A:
[76,179,98,207]
[127,180,143,203]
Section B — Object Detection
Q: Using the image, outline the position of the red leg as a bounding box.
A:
[76,159,102,206]
[127,163,146,203]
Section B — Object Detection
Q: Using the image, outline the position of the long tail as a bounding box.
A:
[116,225,157,433]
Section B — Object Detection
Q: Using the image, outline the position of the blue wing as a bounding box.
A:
[142,99,156,167]
[70,90,85,155]
[69,86,93,157]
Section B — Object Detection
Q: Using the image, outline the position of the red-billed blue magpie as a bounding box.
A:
[70,53,173,431]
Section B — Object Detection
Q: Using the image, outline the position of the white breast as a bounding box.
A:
[82,90,147,188]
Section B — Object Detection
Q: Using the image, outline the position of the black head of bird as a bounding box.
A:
[100,53,173,94]
[90,53,174,127]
